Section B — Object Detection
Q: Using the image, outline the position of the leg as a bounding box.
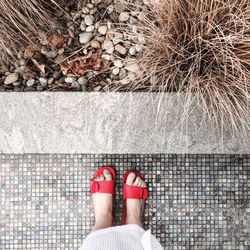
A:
[91,169,113,232]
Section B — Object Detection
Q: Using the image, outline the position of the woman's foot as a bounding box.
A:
[125,173,147,227]
[92,169,113,232]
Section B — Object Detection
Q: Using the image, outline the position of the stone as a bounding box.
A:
[39,78,47,87]
[112,67,120,76]
[129,47,136,56]
[125,62,140,73]
[65,77,75,84]
[115,44,127,55]
[101,54,111,61]
[79,32,92,44]
[78,77,87,86]
[90,40,101,49]
[26,79,35,87]
[4,73,19,85]
[119,12,130,22]
[86,25,95,32]
[102,39,114,54]
[114,59,123,68]
[84,15,94,26]
[93,86,101,91]
[71,81,81,90]
[98,25,107,35]
[80,20,86,31]
[112,33,123,45]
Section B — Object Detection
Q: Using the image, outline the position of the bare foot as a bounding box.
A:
[125,173,147,227]
[92,169,113,232]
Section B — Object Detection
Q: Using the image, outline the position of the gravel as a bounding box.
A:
[79,32,92,44]
[1,0,144,92]
[4,73,19,85]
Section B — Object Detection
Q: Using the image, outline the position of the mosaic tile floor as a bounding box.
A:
[0,154,249,250]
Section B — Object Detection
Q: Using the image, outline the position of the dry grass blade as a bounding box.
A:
[130,0,250,136]
[0,0,85,63]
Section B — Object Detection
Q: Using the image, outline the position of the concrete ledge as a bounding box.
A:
[0,92,249,153]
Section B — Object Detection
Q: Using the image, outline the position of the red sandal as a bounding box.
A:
[90,166,116,195]
[121,170,148,225]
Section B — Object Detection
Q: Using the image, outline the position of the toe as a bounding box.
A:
[126,173,136,185]
[103,169,112,181]
[141,180,147,188]
[133,176,141,186]
[99,174,105,181]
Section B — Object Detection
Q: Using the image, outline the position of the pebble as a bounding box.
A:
[78,77,87,86]
[84,15,94,26]
[39,77,47,87]
[115,44,127,55]
[119,12,130,22]
[13,81,22,87]
[93,86,101,91]
[48,77,54,85]
[26,79,35,87]
[112,33,123,45]
[114,59,123,68]
[119,68,127,79]
[80,21,87,31]
[98,25,107,35]
[125,61,140,73]
[102,39,114,54]
[86,25,95,32]
[65,77,75,84]
[129,47,136,56]
[112,67,120,75]
[101,54,111,61]
[4,73,19,85]
[90,40,101,49]
[79,32,92,44]
[71,81,81,90]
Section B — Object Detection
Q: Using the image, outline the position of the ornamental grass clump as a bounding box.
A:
[135,0,250,134]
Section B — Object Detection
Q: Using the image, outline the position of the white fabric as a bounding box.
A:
[79,224,163,250]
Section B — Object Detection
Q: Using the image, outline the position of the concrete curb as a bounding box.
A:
[0,92,249,153]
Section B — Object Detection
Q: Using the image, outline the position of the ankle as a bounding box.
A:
[126,210,142,226]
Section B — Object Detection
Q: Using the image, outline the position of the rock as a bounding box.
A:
[101,54,111,61]
[93,86,101,91]
[119,68,127,79]
[13,81,22,87]
[79,32,92,44]
[125,61,140,73]
[115,44,127,55]
[102,39,114,54]
[129,47,136,56]
[80,20,86,31]
[119,12,130,22]
[98,25,107,35]
[89,7,97,15]
[48,77,54,85]
[4,73,19,85]
[65,77,75,84]
[112,33,123,45]
[84,15,94,26]
[86,25,95,32]
[46,50,58,59]
[112,67,120,75]
[39,77,47,87]
[26,79,35,87]
[71,81,81,90]
[114,59,123,68]
[78,77,87,86]
[91,40,101,49]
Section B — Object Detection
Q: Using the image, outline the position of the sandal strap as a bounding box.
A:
[91,180,115,194]
[123,184,148,200]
